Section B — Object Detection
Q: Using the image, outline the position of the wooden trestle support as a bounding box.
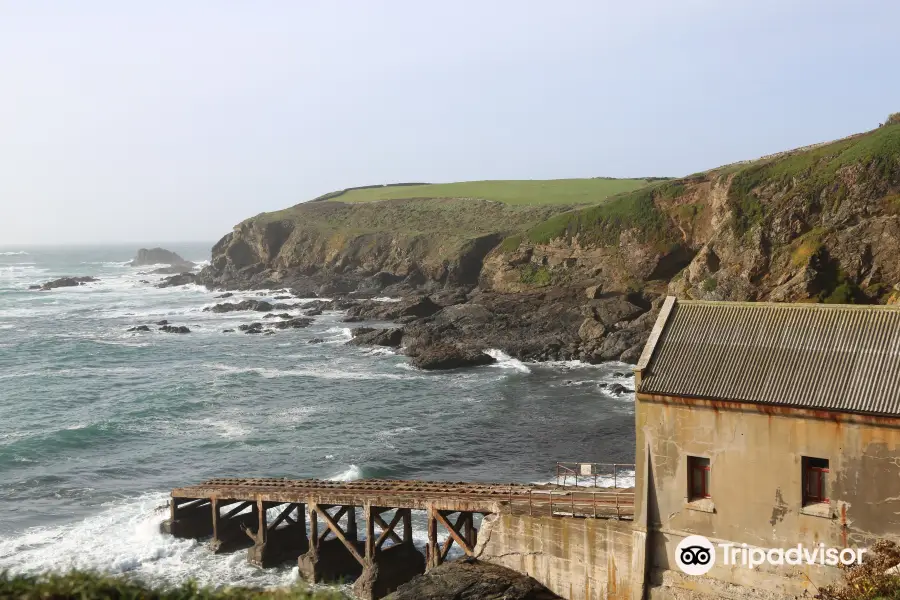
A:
[164,499,483,600]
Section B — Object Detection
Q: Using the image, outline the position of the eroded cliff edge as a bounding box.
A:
[199,121,900,364]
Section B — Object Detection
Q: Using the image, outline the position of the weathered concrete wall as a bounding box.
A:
[634,394,900,598]
[475,513,637,600]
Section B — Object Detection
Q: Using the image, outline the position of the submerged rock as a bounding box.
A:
[349,327,404,347]
[159,325,190,334]
[35,276,99,291]
[386,559,561,600]
[204,300,274,313]
[216,292,234,298]
[308,337,325,344]
[157,273,197,288]
[410,344,496,370]
[127,325,151,332]
[271,317,313,330]
[239,322,264,334]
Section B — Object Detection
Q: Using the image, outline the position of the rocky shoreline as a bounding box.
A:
[193,266,659,368]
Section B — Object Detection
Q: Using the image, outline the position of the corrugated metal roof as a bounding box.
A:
[638,298,900,417]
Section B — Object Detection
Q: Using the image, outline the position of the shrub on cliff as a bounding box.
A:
[886,112,900,126]
[815,539,900,600]
[0,571,344,599]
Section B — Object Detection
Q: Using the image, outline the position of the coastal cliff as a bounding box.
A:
[199,121,900,364]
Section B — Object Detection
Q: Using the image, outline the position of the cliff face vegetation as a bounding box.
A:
[484,121,900,306]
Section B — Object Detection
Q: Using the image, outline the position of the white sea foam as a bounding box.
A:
[193,418,250,439]
[486,349,532,373]
[0,493,298,588]
[207,363,421,381]
[0,251,28,256]
[328,464,362,481]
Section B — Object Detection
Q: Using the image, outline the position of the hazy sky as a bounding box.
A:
[1,1,898,245]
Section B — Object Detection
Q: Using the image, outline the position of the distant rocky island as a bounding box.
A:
[129,247,196,273]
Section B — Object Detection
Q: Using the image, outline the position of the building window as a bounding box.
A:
[803,457,829,504]
[688,456,711,500]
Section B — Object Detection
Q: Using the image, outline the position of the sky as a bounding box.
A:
[1,1,898,246]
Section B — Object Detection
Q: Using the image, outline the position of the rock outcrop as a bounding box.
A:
[157,273,197,288]
[31,276,99,291]
[385,559,561,600]
[129,248,195,269]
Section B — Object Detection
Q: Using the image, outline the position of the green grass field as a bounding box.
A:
[319,178,656,206]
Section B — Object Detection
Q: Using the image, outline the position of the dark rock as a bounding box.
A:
[216,292,234,298]
[273,295,292,300]
[159,325,190,334]
[139,279,150,284]
[151,266,192,275]
[129,247,195,269]
[351,327,377,337]
[410,344,496,370]
[37,276,99,291]
[264,330,275,335]
[127,325,151,332]
[262,313,276,319]
[303,308,323,316]
[385,559,561,600]
[394,295,442,318]
[28,285,40,290]
[349,327,404,347]
[204,300,274,313]
[157,273,197,288]
[156,320,168,326]
[585,296,646,327]
[239,322,264,333]
[308,338,325,344]
[271,317,313,330]
[222,329,235,333]
[343,315,365,323]
[607,383,634,395]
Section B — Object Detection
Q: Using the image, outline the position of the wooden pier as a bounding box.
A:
[161,475,634,599]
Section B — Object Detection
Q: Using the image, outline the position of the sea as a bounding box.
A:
[0,243,635,590]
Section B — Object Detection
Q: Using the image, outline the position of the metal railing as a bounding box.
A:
[555,462,635,489]
[505,487,635,520]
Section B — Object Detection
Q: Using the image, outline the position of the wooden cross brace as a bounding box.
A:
[312,503,366,567]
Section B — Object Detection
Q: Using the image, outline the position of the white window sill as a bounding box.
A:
[685,498,716,513]
[800,502,833,519]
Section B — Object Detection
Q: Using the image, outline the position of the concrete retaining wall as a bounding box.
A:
[475,513,638,600]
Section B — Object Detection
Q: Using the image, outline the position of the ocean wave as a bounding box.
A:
[0,493,299,588]
[327,464,362,481]
[207,363,421,381]
[0,251,28,256]
[485,349,532,373]
[193,418,250,439]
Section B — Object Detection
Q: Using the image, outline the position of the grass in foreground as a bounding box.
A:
[0,571,345,600]
[318,178,657,206]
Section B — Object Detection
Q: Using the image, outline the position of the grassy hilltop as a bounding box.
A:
[310,178,657,206]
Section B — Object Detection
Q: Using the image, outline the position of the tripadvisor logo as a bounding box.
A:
[675,535,867,575]
[676,535,716,575]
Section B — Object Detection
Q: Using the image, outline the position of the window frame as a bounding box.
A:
[803,457,830,505]
[688,456,711,501]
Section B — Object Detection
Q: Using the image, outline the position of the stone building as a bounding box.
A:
[631,297,900,599]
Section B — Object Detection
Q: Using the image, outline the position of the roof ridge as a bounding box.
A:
[677,299,900,311]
